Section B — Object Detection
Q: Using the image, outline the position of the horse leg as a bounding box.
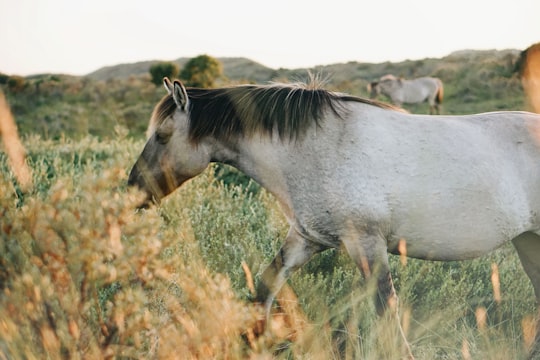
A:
[428,98,437,115]
[256,226,325,316]
[513,232,540,359]
[341,228,414,359]
[432,102,440,115]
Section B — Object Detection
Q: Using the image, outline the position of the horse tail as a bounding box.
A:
[435,79,444,104]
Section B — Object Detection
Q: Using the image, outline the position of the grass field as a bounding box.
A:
[0,133,538,359]
[0,49,538,358]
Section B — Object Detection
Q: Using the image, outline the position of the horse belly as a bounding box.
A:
[389,223,508,261]
[387,193,531,261]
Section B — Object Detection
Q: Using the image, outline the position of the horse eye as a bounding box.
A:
[155,130,172,144]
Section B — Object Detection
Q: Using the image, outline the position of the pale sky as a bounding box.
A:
[1,0,539,76]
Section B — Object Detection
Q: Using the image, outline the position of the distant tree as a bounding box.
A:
[179,55,223,88]
[149,62,179,86]
[0,73,9,85]
[7,76,26,92]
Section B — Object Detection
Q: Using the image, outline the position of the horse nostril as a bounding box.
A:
[127,167,140,187]
[127,175,137,187]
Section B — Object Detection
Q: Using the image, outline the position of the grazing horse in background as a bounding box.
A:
[369,74,444,114]
[129,77,540,359]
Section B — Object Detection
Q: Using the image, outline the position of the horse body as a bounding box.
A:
[236,105,540,260]
[129,78,540,358]
[370,74,444,114]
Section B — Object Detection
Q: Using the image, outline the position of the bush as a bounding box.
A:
[6,76,26,92]
[149,62,179,86]
[179,54,223,88]
[0,139,266,358]
[0,73,9,85]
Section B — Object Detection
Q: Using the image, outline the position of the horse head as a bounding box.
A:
[368,81,381,99]
[128,78,212,206]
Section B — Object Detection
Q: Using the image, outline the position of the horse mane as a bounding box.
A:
[150,82,396,143]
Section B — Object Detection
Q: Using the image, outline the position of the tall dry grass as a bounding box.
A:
[0,126,331,359]
[0,90,32,191]
[0,134,537,358]
[0,155,272,359]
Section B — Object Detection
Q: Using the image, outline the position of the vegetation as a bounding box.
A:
[6,75,26,93]
[179,54,223,88]
[0,136,537,359]
[0,49,538,358]
[3,75,162,140]
[2,50,530,141]
[0,73,10,85]
[149,61,180,86]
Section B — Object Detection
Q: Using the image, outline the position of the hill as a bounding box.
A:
[86,57,278,83]
[2,49,529,140]
[85,49,521,84]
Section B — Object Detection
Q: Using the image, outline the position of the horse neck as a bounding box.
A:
[207,108,359,221]
[210,135,296,219]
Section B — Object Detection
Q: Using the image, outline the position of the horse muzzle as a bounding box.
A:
[128,166,161,209]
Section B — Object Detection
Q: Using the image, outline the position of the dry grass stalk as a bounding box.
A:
[522,314,537,352]
[242,261,256,296]
[401,306,411,341]
[490,262,501,305]
[273,284,309,342]
[0,90,33,191]
[461,338,472,360]
[398,238,407,266]
[475,306,487,332]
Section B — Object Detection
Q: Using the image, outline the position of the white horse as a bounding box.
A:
[369,74,444,114]
[129,78,540,359]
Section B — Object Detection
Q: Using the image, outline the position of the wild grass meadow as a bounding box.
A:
[1,133,537,359]
[1,50,539,359]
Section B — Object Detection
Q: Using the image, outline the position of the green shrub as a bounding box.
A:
[149,62,179,86]
[179,54,223,88]
[6,76,26,92]
[0,73,9,85]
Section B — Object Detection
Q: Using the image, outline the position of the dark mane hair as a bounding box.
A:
[150,82,395,143]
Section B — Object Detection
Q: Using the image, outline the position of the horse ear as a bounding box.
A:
[163,77,174,95]
[172,80,189,110]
